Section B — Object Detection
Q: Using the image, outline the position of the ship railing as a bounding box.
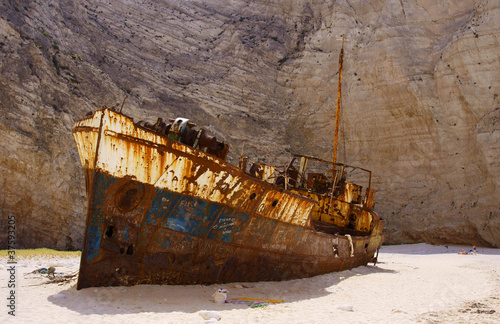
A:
[237,142,375,210]
[238,141,311,190]
[290,154,375,211]
[238,140,284,185]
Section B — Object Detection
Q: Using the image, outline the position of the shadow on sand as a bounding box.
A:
[48,264,396,315]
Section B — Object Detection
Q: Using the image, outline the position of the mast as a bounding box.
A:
[332,35,344,166]
[329,35,345,215]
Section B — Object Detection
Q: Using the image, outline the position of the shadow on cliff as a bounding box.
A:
[48,265,395,315]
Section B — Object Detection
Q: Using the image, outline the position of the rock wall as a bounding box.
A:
[0,0,498,249]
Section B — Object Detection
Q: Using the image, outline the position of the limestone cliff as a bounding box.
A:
[0,0,498,249]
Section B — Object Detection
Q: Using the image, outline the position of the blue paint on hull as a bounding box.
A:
[87,172,263,262]
[86,173,120,261]
[147,183,251,244]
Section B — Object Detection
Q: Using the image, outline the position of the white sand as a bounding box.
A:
[1,243,499,323]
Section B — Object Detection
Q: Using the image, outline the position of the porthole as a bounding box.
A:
[115,181,145,212]
[249,193,256,200]
[271,200,278,207]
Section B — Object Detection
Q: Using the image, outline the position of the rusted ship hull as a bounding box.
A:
[73,109,384,289]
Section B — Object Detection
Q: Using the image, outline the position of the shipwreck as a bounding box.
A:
[73,38,384,289]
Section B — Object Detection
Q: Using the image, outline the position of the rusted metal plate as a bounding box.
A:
[74,109,315,227]
[73,108,385,289]
[78,174,383,287]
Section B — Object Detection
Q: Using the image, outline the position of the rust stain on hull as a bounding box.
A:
[73,108,384,289]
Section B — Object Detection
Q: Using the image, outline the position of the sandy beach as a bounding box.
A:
[1,243,499,323]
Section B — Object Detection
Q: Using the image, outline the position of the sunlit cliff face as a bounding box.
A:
[0,0,498,249]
